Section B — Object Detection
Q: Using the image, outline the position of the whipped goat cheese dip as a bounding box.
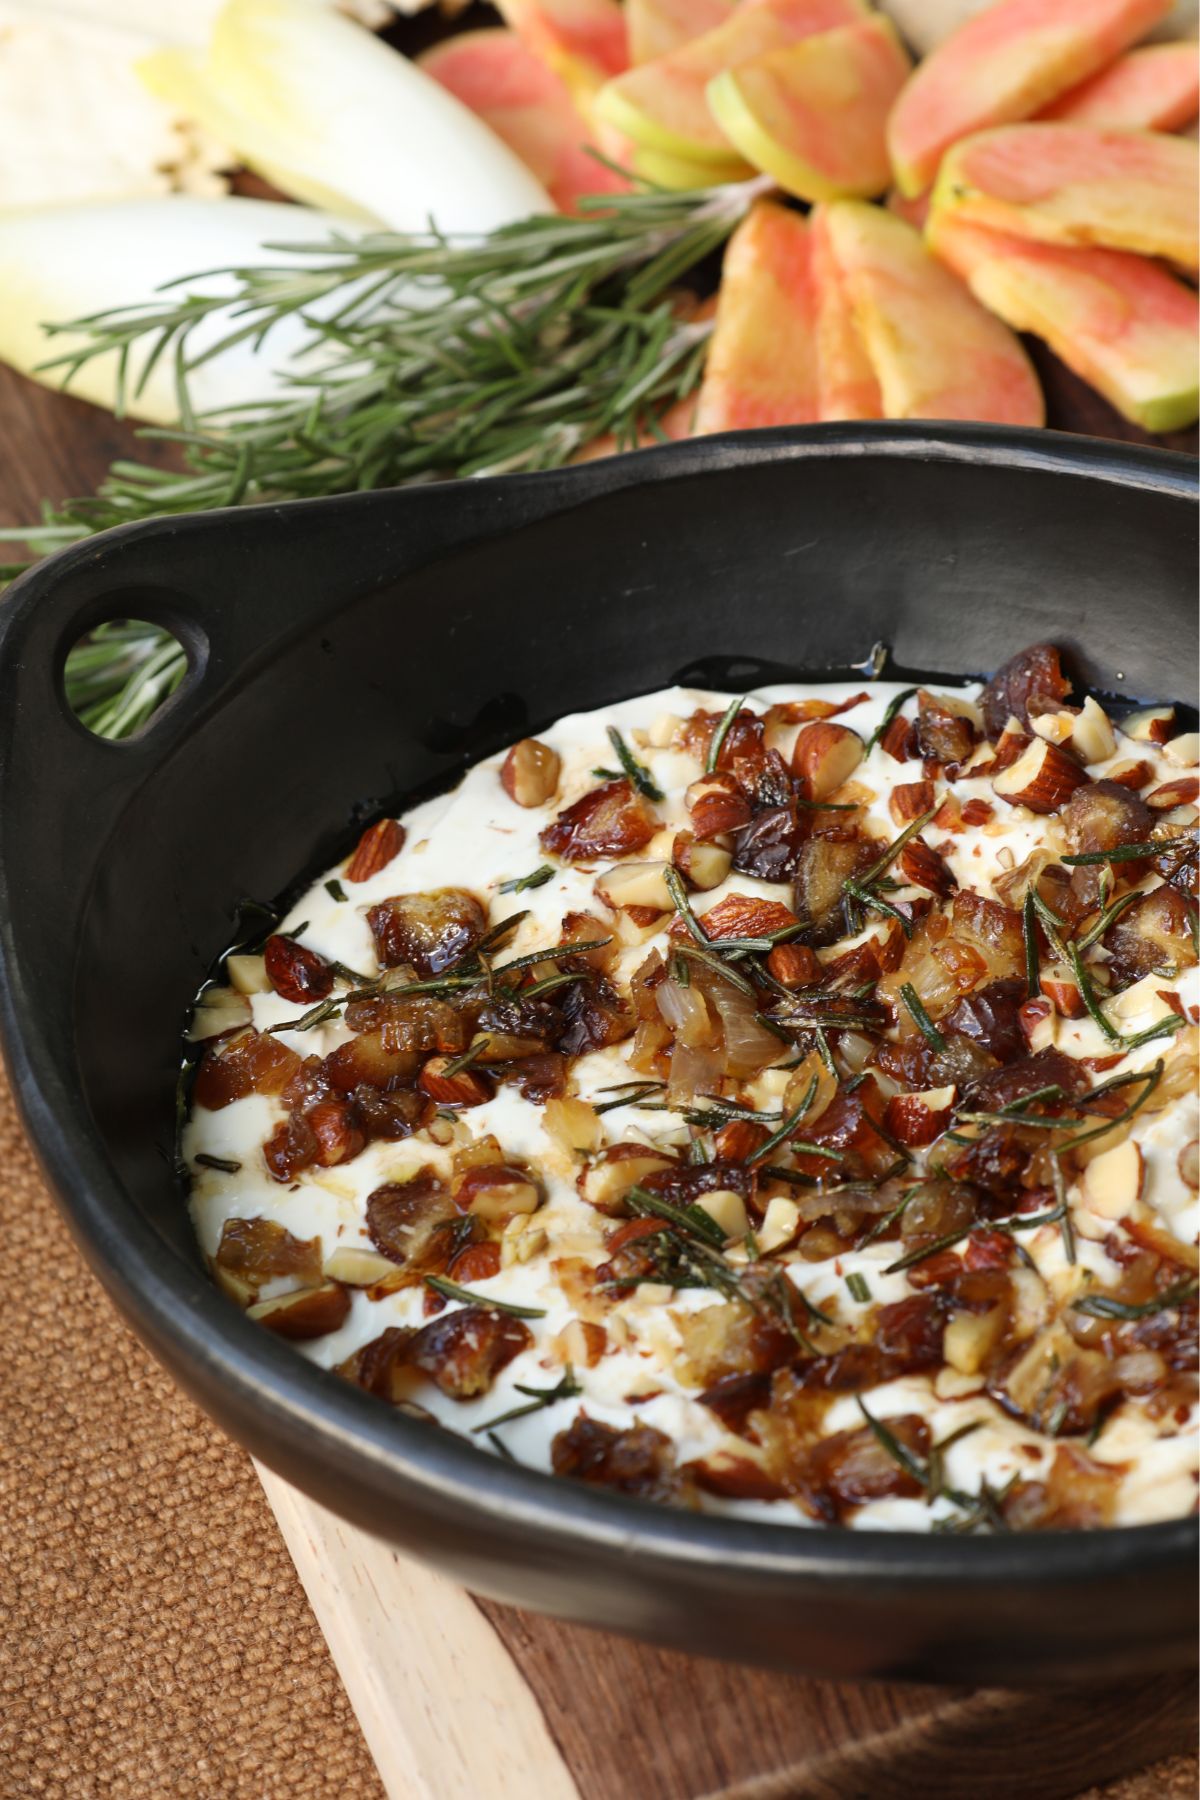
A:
[183,649,1199,1531]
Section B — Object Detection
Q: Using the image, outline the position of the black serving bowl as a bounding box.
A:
[0,424,1196,1685]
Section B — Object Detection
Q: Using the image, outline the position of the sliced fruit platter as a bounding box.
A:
[424,0,1198,436]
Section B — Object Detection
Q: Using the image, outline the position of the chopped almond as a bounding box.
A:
[994,739,1087,814]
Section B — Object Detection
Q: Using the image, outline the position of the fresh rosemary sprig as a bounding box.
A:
[472,1366,582,1433]
[8,178,771,735]
[606,726,664,800]
[424,1275,546,1319]
[498,865,555,895]
[898,982,946,1053]
[1072,1277,1197,1321]
[705,693,745,774]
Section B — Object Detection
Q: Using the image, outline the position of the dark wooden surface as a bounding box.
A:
[1,340,1196,1800]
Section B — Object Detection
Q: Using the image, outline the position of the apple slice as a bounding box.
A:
[1039,43,1199,132]
[820,201,1044,424]
[493,0,629,100]
[928,208,1200,432]
[419,30,630,214]
[810,204,882,419]
[595,0,868,167]
[694,199,820,432]
[629,143,754,188]
[627,0,739,66]
[707,16,912,202]
[886,0,1175,197]
[932,123,1198,272]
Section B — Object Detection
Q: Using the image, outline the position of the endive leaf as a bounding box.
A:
[139,0,552,232]
[0,195,356,423]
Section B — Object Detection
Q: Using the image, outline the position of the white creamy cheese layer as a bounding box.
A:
[184,679,1200,1529]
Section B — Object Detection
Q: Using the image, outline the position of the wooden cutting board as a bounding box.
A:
[256,1467,1197,1800]
[1,248,1196,1800]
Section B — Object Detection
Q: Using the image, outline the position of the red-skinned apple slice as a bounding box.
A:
[594,0,868,166]
[493,0,630,100]
[886,0,1175,198]
[1039,42,1199,133]
[627,0,738,66]
[810,202,883,420]
[419,30,630,213]
[928,208,1200,432]
[707,16,912,202]
[820,201,1044,424]
[932,123,1198,272]
[694,200,819,433]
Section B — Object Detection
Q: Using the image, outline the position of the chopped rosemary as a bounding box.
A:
[625,1183,728,1249]
[855,809,937,891]
[884,1226,972,1274]
[1056,1058,1165,1154]
[472,1366,583,1433]
[324,879,347,904]
[844,880,913,938]
[899,982,947,1053]
[747,1085,844,1168]
[663,865,708,946]
[1022,889,1040,999]
[856,1399,928,1486]
[498,864,555,895]
[705,693,746,775]
[845,1271,871,1304]
[1072,1277,1197,1321]
[865,687,918,754]
[607,726,663,802]
[424,1275,546,1319]
[1028,888,1070,965]
[671,951,691,986]
[594,1081,667,1115]
[680,941,757,997]
[521,969,582,999]
[1062,837,1193,866]
[193,1152,242,1174]
[439,1038,490,1080]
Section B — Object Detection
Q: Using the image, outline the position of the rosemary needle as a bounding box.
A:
[7,177,773,737]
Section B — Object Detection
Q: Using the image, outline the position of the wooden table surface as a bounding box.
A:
[1,332,1196,1800]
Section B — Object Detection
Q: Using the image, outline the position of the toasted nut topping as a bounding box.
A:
[419,1056,493,1108]
[347,817,405,882]
[792,721,864,801]
[501,738,562,808]
[993,739,1087,814]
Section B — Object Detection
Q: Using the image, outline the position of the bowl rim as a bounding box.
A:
[1,421,1197,1590]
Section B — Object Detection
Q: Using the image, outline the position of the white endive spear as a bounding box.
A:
[138,0,551,233]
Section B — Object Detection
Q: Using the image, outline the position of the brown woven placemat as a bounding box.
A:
[0,1060,1193,1799]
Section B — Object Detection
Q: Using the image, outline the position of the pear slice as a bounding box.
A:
[630,143,753,187]
[928,207,1199,433]
[1040,42,1200,132]
[932,122,1198,271]
[809,204,882,420]
[595,0,868,167]
[820,200,1044,424]
[694,199,819,433]
[707,16,911,202]
[887,0,1175,197]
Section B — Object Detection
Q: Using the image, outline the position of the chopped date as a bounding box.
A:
[731,805,807,882]
[354,1083,433,1141]
[697,1371,773,1437]
[213,1217,323,1297]
[681,707,765,776]
[264,933,335,1005]
[406,1305,532,1399]
[1060,780,1153,855]
[963,1046,1089,1113]
[799,1416,932,1523]
[551,1415,681,1501]
[557,973,633,1056]
[916,692,974,766]
[980,644,1071,739]
[193,1029,302,1110]
[366,1175,456,1265]
[540,778,656,862]
[368,888,488,976]
[944,978,1026,1065]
